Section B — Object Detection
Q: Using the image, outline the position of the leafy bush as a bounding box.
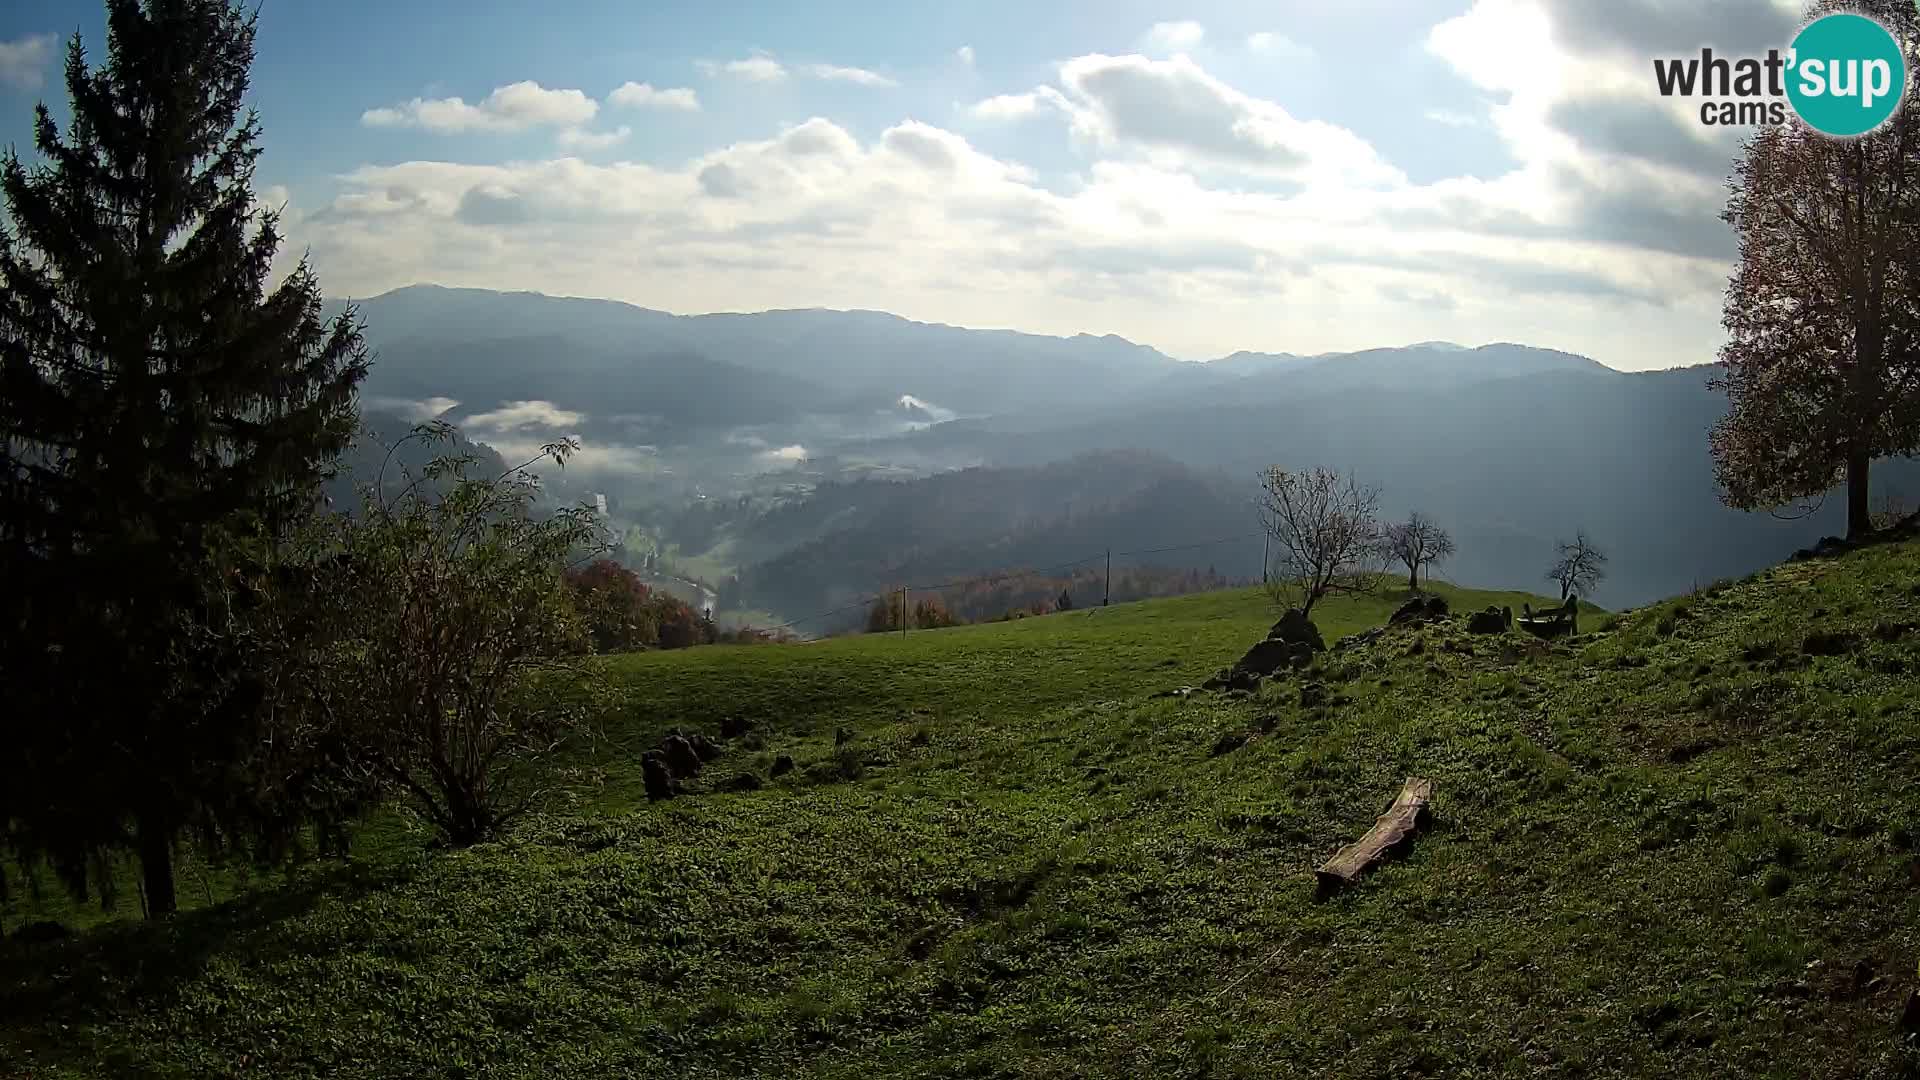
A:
[281,427,610,846]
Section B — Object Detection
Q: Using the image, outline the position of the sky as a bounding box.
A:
[0,0,1811,370]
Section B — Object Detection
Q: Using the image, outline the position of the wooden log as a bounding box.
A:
[1314,777,1434,897]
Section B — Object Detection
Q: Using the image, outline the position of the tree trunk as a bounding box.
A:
[136,816,177,918]
[1408,566,1419,593]
[1846,450,1871,540]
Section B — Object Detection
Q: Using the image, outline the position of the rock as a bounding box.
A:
[1289,642,1316,669]
[770,754,795,778]
[719,716,753,740]
[1336,627,1386,651]
[643,757,675,801]
[727,772,765,792]
[690,733,723,762]
[10,920,70,944]
[662,734,702,778]
[1211,731,1251,757]
[1902,989,1920,1031]
[1300,682,1327,709]
[1466,607,1508,635]
[1227,668,1263,692]
[1268,609,1327,652]
[1233,638,1295,677]
[1390,594,1449,626]
[1802,630,1860,657]
[834,726,855,746]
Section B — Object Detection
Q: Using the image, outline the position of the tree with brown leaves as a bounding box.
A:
[1711,0,1920,540]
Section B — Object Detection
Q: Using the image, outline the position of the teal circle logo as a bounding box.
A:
[1786,13,1907,137]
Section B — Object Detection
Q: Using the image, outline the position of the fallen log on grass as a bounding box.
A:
[1314,777,1434,897]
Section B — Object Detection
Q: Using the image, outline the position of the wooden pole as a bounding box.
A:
[900,586,908,638]
[1104,548,1111,607]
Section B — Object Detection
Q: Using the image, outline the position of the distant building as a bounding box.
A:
[593,493,608,517]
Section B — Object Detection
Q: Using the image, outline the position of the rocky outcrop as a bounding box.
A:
[1465,607,1512,635]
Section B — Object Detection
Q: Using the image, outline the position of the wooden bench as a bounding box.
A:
[1518,596,1579,639]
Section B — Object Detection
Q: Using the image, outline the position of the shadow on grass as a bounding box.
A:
[0,856,422,1069]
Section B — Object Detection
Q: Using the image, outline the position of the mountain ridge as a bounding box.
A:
[331,284,1644,374]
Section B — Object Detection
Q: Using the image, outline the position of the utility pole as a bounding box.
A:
[1104,548,1111,607]
[900,586,909,639]
[1262,530,1270,584]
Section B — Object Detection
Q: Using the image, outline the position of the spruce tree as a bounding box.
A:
[0,0,367,916]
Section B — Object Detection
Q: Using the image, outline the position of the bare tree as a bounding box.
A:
[1547,532,1607,601]
[1383,512,1456,593]
[1258,466,1385,615]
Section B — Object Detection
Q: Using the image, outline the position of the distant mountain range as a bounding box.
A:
[325,285,1920,611]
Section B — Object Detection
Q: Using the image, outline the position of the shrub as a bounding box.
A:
[285,428,610,846]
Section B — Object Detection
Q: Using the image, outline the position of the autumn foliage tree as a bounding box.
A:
[1711,0,1920,539]
[564,558,717,653]
[867,590,907,633]
[566,560,656,653]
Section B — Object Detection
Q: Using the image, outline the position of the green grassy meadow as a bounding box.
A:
[5,560,1920,1077]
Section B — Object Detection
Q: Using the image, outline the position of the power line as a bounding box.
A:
[905,552,1106,592]
[1112,531,1265,559]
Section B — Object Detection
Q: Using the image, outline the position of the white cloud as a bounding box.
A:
[956,45,976,67]
[362,81,598,134]
[463,400,587,433]
[1054,53,1403,186]
[1423,108,1484,127]
[366,395,462,422]
[896,394,957,423]
[1144,21,1205,52]
[488,436,659,476]
[557,126,632,151]
[0,33,54,91]
[300,38,1748,371]
[1423,0,1746,260]
[1246,32,1313,60]
[757,445,809,467]
[608,81,700,111]
[697,54,789,82]
[966,90,1051,121]
[805,63,898,88]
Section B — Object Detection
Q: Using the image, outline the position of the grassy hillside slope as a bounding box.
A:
[5,558,1920,1077]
